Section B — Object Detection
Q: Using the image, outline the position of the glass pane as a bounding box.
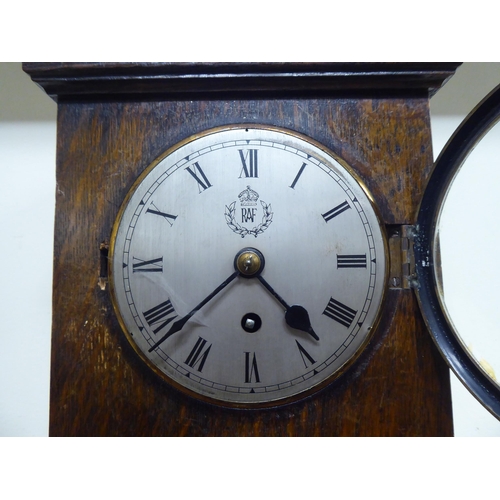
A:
[437,118,500,386]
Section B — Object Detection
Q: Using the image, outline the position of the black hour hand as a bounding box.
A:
[285,305,319,341]
[256,275,319,341]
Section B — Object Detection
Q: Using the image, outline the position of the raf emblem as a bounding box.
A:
[225,185,273,238]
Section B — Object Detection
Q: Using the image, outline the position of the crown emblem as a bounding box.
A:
[238,185,259,206]
[225,186,273,238]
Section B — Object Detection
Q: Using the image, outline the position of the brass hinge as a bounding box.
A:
[388,225,417,289]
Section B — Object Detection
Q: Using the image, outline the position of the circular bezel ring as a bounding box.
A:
[415,84,500,420]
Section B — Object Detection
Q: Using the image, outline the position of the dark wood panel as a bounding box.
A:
[23,62,460,101]
[49,97,453,436]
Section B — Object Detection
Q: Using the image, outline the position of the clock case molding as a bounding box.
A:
[24,62,461,436]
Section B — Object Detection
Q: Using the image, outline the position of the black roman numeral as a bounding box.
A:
[146,202,177,226]
[132,257,163,273]
[186,162,212,192]
[337,254,367,268]
[239,149,258,178]
[323,297,357,328]
[184,337,212,372]
[244,352,261,383]
[296,340,316,368]
[322,200,350,222]
[143,299,177,334]
[289,162,307,189]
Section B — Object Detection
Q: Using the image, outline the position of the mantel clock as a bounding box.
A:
[25,62,495,436]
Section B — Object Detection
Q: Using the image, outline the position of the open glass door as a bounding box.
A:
[416,84,500,419]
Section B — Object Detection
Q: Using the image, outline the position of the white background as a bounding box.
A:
[1,61,500,437]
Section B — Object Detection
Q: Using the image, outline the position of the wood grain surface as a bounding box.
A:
[46,95,453,436]
[23,62,459,101]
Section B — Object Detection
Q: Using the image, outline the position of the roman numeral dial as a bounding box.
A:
[110,126,387,407]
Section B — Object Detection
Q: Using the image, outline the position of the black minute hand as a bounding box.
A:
[256,275,319,341]
[148,271,239,352]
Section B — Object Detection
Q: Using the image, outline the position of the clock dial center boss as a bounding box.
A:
[235,247,264,277]
[109,125,388,406]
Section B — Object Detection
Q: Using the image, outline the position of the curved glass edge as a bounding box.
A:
[414,84,500,420]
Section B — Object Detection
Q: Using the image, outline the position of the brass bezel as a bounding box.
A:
[109,124,390,409]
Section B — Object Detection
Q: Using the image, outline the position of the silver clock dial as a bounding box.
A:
[110,126,388,406]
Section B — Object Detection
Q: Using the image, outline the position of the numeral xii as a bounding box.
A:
[239,149,258,178]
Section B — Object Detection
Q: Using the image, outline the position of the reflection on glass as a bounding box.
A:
[436,118,500,386]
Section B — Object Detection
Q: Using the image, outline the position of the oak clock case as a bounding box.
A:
[109,125,388,407]
[23,62,461,436]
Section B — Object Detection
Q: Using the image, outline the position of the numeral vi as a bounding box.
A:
[244,352,261,383]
